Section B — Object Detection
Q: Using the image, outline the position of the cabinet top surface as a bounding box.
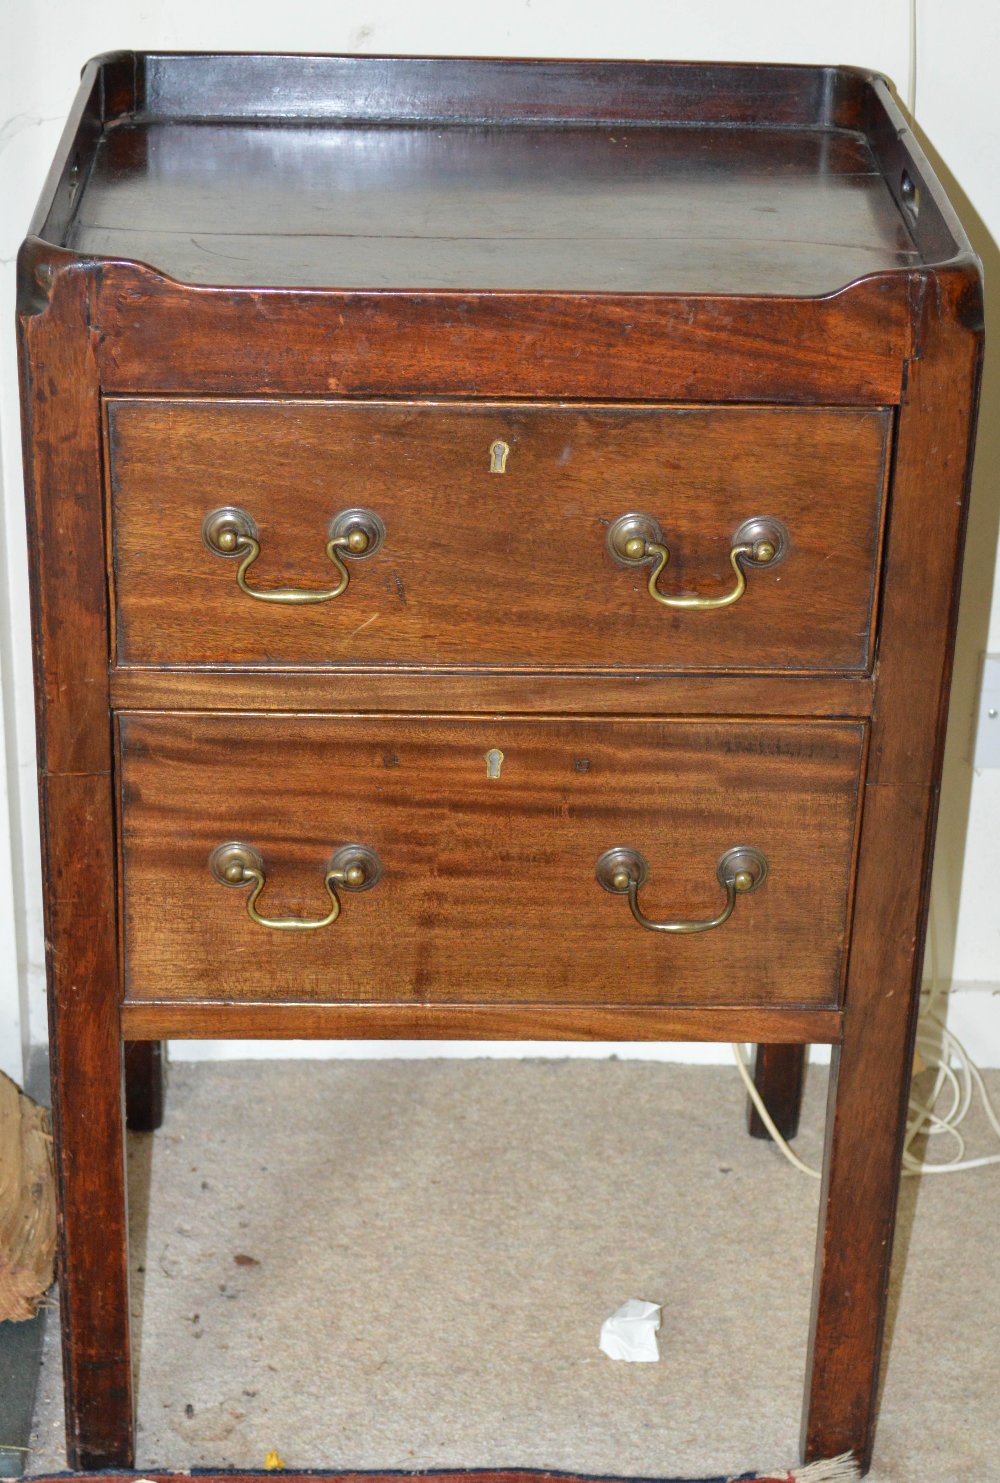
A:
[32,54,970,298]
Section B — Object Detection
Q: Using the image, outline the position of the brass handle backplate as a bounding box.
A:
[596,844,767,933]
[607,513,787,611]
[203,506,385,604]
[209,841,382,930]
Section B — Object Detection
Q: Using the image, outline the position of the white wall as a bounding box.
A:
[1,1,997,1077]
[916,5,1000,986]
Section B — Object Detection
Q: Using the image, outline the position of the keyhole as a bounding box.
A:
[489,440,510,474]
[485,748,504,779]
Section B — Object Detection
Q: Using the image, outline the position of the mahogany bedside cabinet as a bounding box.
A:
[16,53,982,1475]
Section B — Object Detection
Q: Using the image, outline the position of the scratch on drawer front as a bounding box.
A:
[346,612,380,640]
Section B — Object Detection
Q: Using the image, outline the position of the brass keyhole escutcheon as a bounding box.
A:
[489,440,510,474]
[485,748,504,779]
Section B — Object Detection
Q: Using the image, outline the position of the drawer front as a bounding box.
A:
[119,715,865,1008]
[107,399,890,672]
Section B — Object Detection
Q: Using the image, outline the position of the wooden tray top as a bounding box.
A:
[37,53,959,295]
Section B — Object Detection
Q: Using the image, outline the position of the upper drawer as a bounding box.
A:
[106,398,891,672]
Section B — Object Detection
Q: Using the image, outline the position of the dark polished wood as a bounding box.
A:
[89,267,913,405]
[123,1041,165,1132]
[801,274,983,1473]
[73,120,916,297]
[117,54,897,129]
[748,1044,806,1140]
[108,668,876,717]
[120,1000,843,1044]
[17,266,133,1468]
[18,53,982,1477]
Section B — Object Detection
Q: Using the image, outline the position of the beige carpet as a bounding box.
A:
[26,1059,1000,1481]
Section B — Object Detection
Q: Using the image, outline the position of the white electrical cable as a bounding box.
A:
[733,1042,820,1179]
[731,935,1000,1179]
[903,982,1000,1173]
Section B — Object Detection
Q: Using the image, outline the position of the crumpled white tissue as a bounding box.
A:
[599,1298,662,1361]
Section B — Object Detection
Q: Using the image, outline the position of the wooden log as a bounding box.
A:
[0,1071,56,1322]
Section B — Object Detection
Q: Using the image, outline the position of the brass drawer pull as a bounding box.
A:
[608,513,786,611]
[202,506,385,604]
[596,844,767,933]
[209,841,382,930]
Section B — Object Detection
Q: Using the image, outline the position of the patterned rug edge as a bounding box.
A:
[16,1455,860,1483]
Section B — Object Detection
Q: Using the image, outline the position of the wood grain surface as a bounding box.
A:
[91,266,913,405]
[132,54,877,127]
[107,667,876,718]
[118,714,865,1008]
[120,999,842,1044]
[107,399,890,672]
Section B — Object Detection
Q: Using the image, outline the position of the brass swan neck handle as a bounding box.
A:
[210,842,382,931]
[203,506,385,605]
[608,513,787,611]
[596,845,767,934]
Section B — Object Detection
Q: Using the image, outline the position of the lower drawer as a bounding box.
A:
[118,714,866,1009]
